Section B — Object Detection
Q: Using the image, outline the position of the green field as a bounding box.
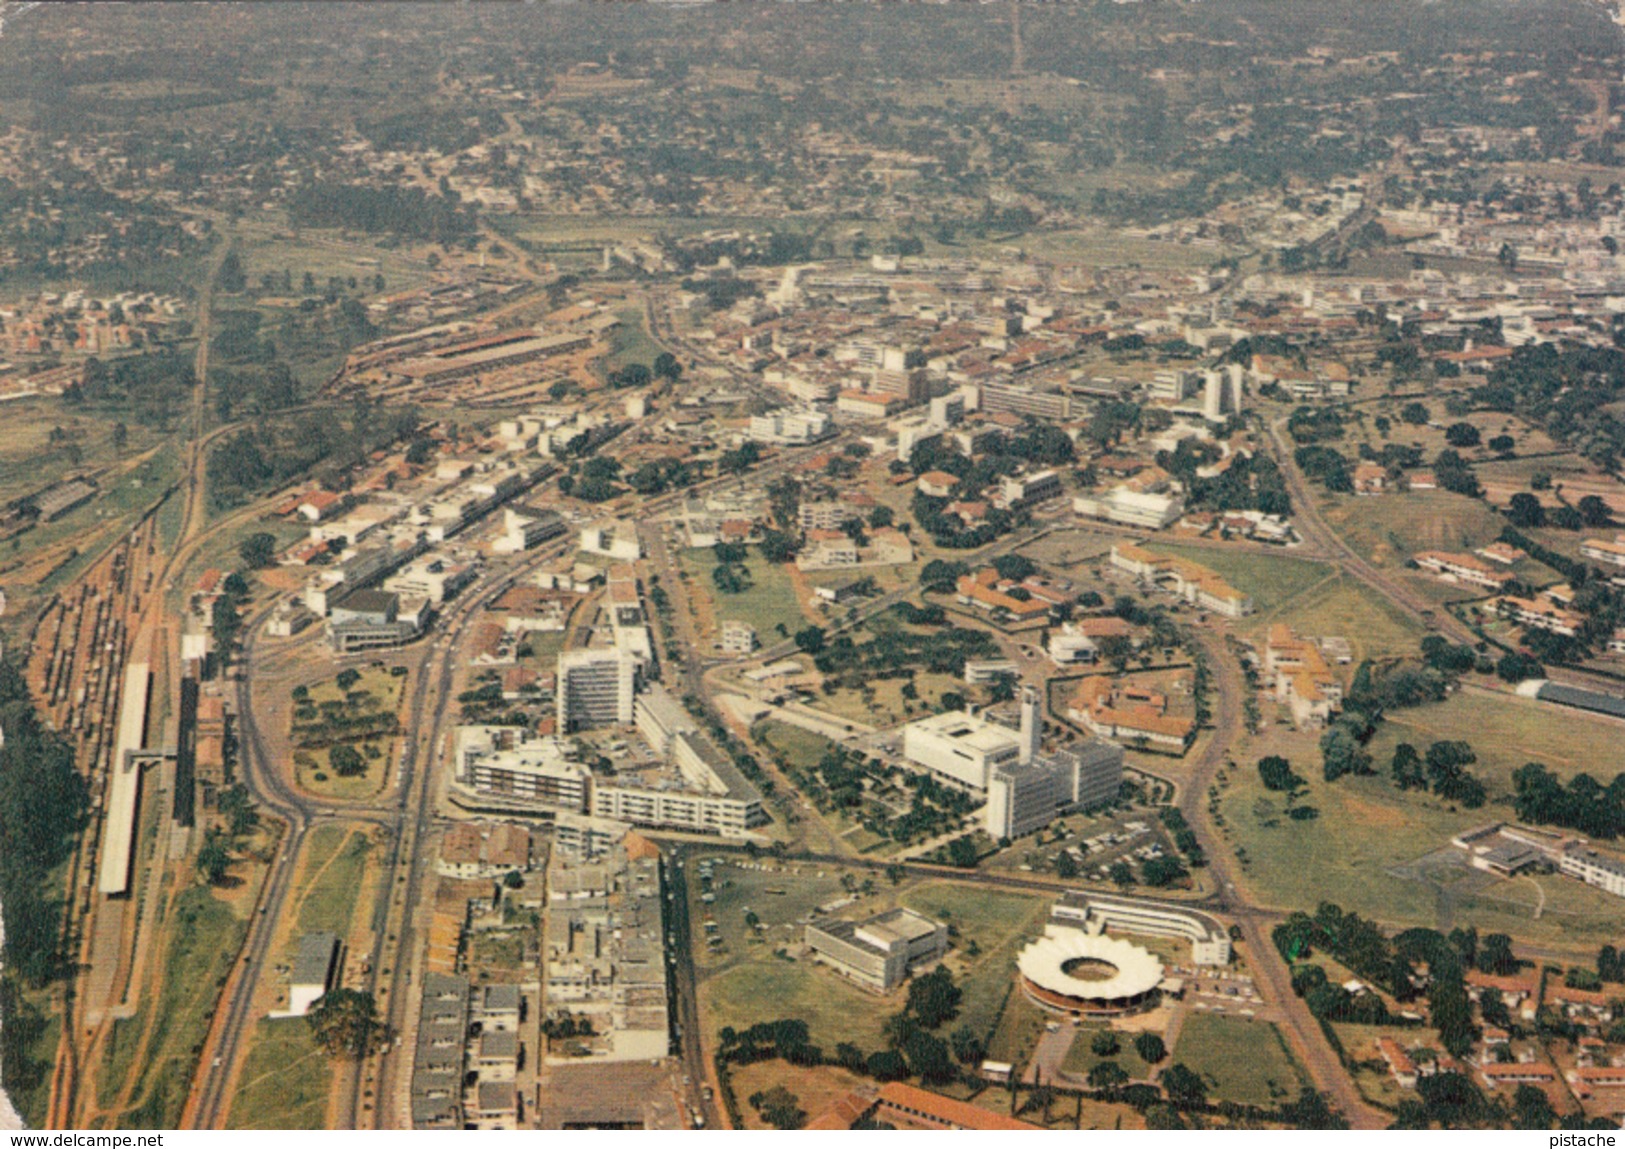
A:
[680,548,808,641]
[226,1018,333,1129]
[1319,490,1510,572]
[1242,571,1424,663]
[1173,1014,1306,1108]
[753,720,837,770]
[98,887,250,1127]
[1219,713,1625,951]
[901,882,1050,1045]
[1370,688,1624,787]
[291,668,403,799]
[694,857,901,1053]
[293,825,373,937]
[1144,543,1332,613]
[600,305,664,375]
[1061,1026,1156,1083]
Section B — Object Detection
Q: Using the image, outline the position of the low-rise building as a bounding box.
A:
[1109,543,1252,618]
[1414,550,1513,590]
[1560,845,1625,898]
[804,908,948,992]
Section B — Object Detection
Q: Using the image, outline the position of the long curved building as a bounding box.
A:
[1016,931,1164,1016]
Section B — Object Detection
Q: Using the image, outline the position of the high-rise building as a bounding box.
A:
[556,647,639,730]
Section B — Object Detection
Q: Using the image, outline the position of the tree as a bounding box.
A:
[1444,423,1481,449]
[1478,933,1518,976]
[1391,743,1427,791]
[1400,402,1431,425]
[1133,1032,1166,1064]
[1090,1030,1120,1057]
[750,1086,806,1130]
[1320,725,1370,782]
[329,744,366,777]
[196,829,231,885]
[793,627,826,655]
[1507,492,1545,529]
[866,1049,908,1080]
[919,559,969,595]
[239,532,278,568]
[901,1029,956,1083]
[1159,1063,1207,1107]
[1108,861,1135,888]
[946,836,979,868]
[1578,495,1612,527]
[1257,755,1302,792]
[992,554,1036,582]
[1512,1083,1555,1130]
[1141,856,1187,887]
[950,1025,985,1066]
[1088,1061,1129,1090]
[653,352,683,382]
[1055,852,1079,879]
[905,967,963,1029]
[336,668,361,691]
[308,989,384,1058]
[219,784,258,837]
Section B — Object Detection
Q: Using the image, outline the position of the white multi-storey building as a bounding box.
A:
[556,647,639,730]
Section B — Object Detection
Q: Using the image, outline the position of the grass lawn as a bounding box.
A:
[700,958,898,1056]
[681,548,808,642]
[1219,717,1625,952]
[291,667,404,799]
[1370,688,1623,787]
[1172,1013,1305,1108]
[99,886,250,1127]
[1060,1027,1155,1082]
[600,305,664,376]
[1238,570,1424,664]
[226,1018,333,1129]
[811,670,966,729]
[292,825,373,936]
[901,882,1050,1045]
[1144,543,1332,613]
[753,720,836,771]
[1320,490,1509,571]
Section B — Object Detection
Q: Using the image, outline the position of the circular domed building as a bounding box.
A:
[1016,931,1164,1017]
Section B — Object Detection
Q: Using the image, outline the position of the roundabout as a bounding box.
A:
[1016,931,1164,1016]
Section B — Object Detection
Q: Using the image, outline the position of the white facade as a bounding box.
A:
[901,709,1022,791]
[580,525,643,562]
[1073,487,1185,530]
[556,648,639,730]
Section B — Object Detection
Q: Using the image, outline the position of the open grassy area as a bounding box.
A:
[1235,570,1424,664]
[292,825,373,937]
[290,667,404,799]
[680,548,808,642]
[1370,687,1624,788]
[599,305,664,375]
[1060,1026,1155,1082]
[811,669,966,729]
[226,1017,333,1129]
[753,720,836,770]
[1172,1013,1305,1108]
[1142,543,1332,613]
[901,882,1049,1046]
[699,955,899,1057]
[1319,490,1510,571]
[98,886,249,1127]
[727,1059,871,1130]
[1218,716,1625,952]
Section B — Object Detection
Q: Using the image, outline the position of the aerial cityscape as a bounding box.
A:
[1,0,1625,1133]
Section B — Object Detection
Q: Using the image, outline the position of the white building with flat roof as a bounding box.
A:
[901,709,1022,791]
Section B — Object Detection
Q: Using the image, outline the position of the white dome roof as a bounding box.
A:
[1017,931,1163,1002]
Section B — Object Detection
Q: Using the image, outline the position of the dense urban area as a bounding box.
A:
[0,0,1624,1133]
